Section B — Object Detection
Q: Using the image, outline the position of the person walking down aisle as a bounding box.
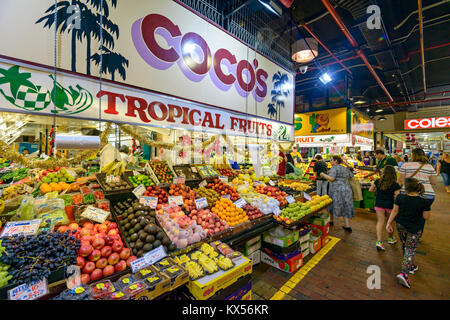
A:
[437,152,450,193]
[320,156,354,232]
[369,165,402,250]
[314,154,328,196]
[386,178,431,289]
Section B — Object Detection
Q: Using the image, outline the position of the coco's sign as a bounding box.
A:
[404,117,450,130]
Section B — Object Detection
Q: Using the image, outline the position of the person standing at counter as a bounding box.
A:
[320,156,354,232]
[375,149,398,171]
[291,146,302,167]
[363,151,372,166]
[313,154,328,196]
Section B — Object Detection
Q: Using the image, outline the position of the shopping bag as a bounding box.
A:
[348,178,363,201]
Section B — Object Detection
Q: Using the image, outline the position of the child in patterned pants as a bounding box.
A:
[396,224,422,276]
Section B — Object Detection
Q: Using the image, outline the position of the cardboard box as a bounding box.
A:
[244,235,261,249]
[307,222,330,238]
[260,248,303,273]
[243,240,261,256]
[309,235,322,254]
[225,281,252,300]
[302,248,310,259]
[262,229,299,248]
[152,257,189,291]
[321,235,331,247]
[246,250,261,265]
[133,267,172,300]
[187,256,252,300]
[309,212,330,226]
[299,232,310,244]
[300,241,309,252]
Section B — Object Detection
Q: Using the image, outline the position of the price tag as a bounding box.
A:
[80,206,110,224]
[191,167,198,173]
[130,256,150,273]
[269,180,275,186]
[133,170,139,176]
[173,176,185,185]
[273,207,281,216]
[139,196,158,209]
[195,197,208,209]
[143,245,167,266]
[199,180,207,188]
[253,181,262,187]
[221,194,230,200]
[219,176,228,183]
[23,184,34,193]
[8,278,48,300]
[286,195,295,204]
[133,184,146,198]
[168,196,183,206]
[234,198,247,208]
[0,219,41,238]
[303,192,312,201]
[106,175,120,183]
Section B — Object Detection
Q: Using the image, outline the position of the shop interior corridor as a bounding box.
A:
[252,179,449,300]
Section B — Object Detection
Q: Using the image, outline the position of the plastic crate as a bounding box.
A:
[363,189,376,200]
[353,200,361,208]
[363,198,375,209]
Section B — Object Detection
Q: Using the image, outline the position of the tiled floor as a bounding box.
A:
[252,179,450,300]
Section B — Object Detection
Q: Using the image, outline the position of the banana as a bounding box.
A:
[201,243,215,256]
[0,200,4,215]
[216,255,233,270]
[190,251,203,261]
[101,160,116,173]
[175,254,190,265]
[198,255,218,274]
[184,261,204,280]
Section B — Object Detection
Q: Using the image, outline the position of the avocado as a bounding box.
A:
[134,224,142,232]
[139,233,148,242]
[137,250,144,257]
[135,240,144,250]
[145,235,155,243]
[129,228,135,234]
[130,233,138,242]
[129,242,135,248]
[143,243,153,252]
[153,240,161,248]
[128,214,135,221]
[131,219,139,226]
[169,244,176,251]
[162,237,170,246]
[149,225,158,235]
[156,232,164,240]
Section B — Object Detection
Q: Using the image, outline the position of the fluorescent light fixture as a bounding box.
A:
[319,72,332,84]
[354,100,366,104]
[378,116,386,121]
[375,108,383,113]
[257,0,282,16]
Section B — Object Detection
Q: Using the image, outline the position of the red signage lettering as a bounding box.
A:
[405,117,450,129]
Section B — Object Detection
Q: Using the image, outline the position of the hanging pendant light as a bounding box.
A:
[291,38,318,63]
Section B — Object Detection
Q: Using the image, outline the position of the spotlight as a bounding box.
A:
[375,108,383,113]
[257,0,283,16]
[378,116,386,121]
[319,72,332,84]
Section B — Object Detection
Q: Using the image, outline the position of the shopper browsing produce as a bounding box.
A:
[320,155,354,232]
[437,152,450,193]
[313,154,328,196]
[369,165,402,251]
[386,178,431,289]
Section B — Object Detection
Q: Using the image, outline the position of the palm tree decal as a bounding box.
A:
[36,0,127,80]
[0,66,37,99]
[91,45,129,81]
[267,71,291,121]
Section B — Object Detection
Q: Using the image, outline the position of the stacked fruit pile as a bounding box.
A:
[254,185,288,207]
[165,205,194,229]
[194,187,220,207]
[242,204,264,220]
[188,208,229,236]
[217,169,235,177]
[143,186,169,209]
[274,195,332,224]
[0,240,12,288]
[151,160,174,184]
[101,160,126,176]
[211,198,248,227]
[278,180,310,191]
[207,179,240,201]
[128,174,155,188]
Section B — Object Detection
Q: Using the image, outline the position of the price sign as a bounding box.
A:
[234,198,247,208]
[219,176,228,183]
[130,256,151,274]
[273,207,281,216]
[139,196,158,209]
[286,195,295,204]
[133,170,139,176]
[23,184,34,193]
[168,196,183,206]
[221,194,230,200]
[195,197,208,209]
[143,245,167,266]
[253,181,262,187]
[269,180,275,186]
[173,176,185,185]
[106,175,120,183]
[133,184,146,198]
[191,166,198,173]
[199,180,207,188]
[81,206,110,224]
[0,219,41,238]
[8,278,48,300]
[303,192,312,201]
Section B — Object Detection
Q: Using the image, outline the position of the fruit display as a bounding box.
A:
[101,160,126,176]
[165,205,194,229]
[207,179,240,201]
[143,186,169,209]
[183,260,204,280]
[188,208,229,236]
[175,184,197,212]
[194,187,220,207]
[354,169,379,182]
[236,189,279,215]
[150,160,174,184]
[211,198,248,227]
[274,195,332,224]
[40,168,75,184]
[217,169,236,177]
[102,178,131,192]
[0,241,12,288]
[242,204,264,220]
[277,180,310,192]
[254,185,288,207]
[0,168,30,183]
[173,165,201,181]
[0,231,80,286]
[0,184,28,200]
[114,198,177,256]
[128,173,155,188]
[196,165,219,179]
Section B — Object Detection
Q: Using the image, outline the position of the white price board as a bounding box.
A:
[130,245,167,273]
[168,196,184,206]
[81,206,110,223]
[219,176,228,183]
[173,176,185,185]
[273,207,281,216]
[0,219,41,238]
[221,194,230,200]
[139,196,158,209]
[195,197,208,209]
[234,198,247,208]
[253,181,262,187]
[269,180,276,186]
[303,192,312,201]
[132,184,146,198]
[106,175,120,183]
[286,195,295,204]
[8,278,48,300]
[199,180,207,188]
[130,256,150,274]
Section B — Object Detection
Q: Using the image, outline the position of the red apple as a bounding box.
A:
[80,235,93,244]
[115,260,127,272]
[83,222,94,230]
[96,257,108,269]
[88,249,101,262]
[112,241,123,253]
[119,248,131,260]
[80,273,90,284]
[103,265,115,277]
[79,244,93,257]
[90,268,103,281]
[97,223,108,233]
[104,236,114,246]
[110,234,120,242]
[57,225,69,233]
[69,223,79,231]
[76,256,86,269]
[79,228,91,238]
[108,222,118,231]
[108,252,120,265]
[92,237,105,250]
[101,246,112,257]
[82,261,95,274]
[126,256,138,267]
[107,229,119,236]
[80,240,91,247]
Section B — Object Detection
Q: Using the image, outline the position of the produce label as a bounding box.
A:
[23,184,34,193]
[96,283,105,289]
[199,180,207,188]
[133,170,139,176]
[221,194,230,200]
[253,181,262,187]
[234,198,247,208]
[269,180,275,186]
[219,176,228,183]
[139,196,158,209]
[303,192,312,201]
[0,219,41,238]
[286,195,295,204]
[168,195,183,206]
[191,167,198,173]
[130,256,151,273]
[74,287,85,294]
[80,206,110,224]
[8,278,48,300]
[173,176,185,185]
[106,175,120,183]
[273,207,281,216]
[195,197,208,209]
[143,245,167,266]
[133,184,146,198]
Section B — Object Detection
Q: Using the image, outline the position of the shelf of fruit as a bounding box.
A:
[254,184,288,207]
[126,172,156,188]
[150,160,175,184]
[273,195,333,228]
[206,179,240,201]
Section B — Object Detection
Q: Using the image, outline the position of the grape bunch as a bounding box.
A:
[0,240,13,288]
[0,231,80,286]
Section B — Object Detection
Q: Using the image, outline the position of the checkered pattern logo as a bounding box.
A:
[15,85,51,110]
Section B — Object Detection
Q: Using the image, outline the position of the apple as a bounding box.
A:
[108,252,120,265]
[82,261,95,274]
[88,249,101,262]
[76,256,86,269]
[83,222,94,230]
[97,223,108,233]
[103,265,115,277]
[101,245,112,257]
[80,273,90,284]
[69,223,79,231]
[92,237,105,250]
[79,228,91,238]
[80,235,93,244]
[109,222,118,230]
[90,268,103,281]
[119,248,131,260]
[126,256,138,267]
[57,225,69,233]
[96,257,108,269]
[107,229,119,236]
[112,241,123,252]
[110,234,120,242]
[79,244,93,257]
[115,260,127,272]
[104,236,114,246]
